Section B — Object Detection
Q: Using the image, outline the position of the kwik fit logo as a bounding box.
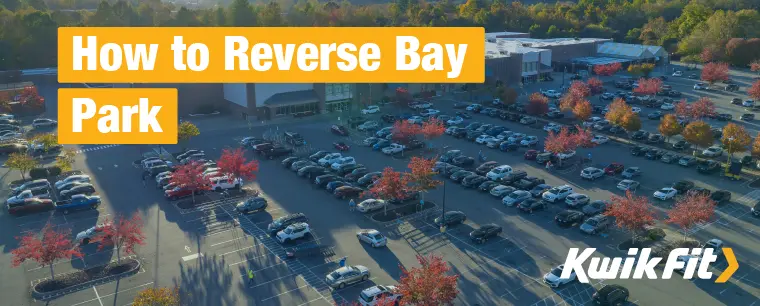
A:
[561,248,738,283]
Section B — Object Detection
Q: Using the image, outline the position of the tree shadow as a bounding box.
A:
[173,254,238,306]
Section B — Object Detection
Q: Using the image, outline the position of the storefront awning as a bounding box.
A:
[264,90,320,107]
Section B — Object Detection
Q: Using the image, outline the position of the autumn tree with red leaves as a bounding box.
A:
[392,120,421,144]
[395,87,412,104]
[405,157,442,202]
[748,80,760,101]
[690,97,716,120]
[586,77,604,95]
[19,86,44,109]
[93,213,146,263]
[217,148,259,181]
[633,77,661,96]
[674,99,691,119]
[526,92,549,116]
[701,62,730,84]
[700,48,714,63]
[419,118,445,142]
[667,192,716,241]
[364,167,409,215]
[605,98,632,126]
[568,81,591,98]
[572,100,593,122]
[751,60,760,75]
[593,62,622,76]
[398,253,459,306]
[604,191,657,243]
[559,94,582,112]
[575,125,596,148]
[543,127,587,166]
[168,161,210,203]
[12,223,83,280]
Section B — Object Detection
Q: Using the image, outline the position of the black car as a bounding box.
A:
[252,143,275,154]
[60,184,96,199]
[336,164,364,176]
[672,140,688,150]
[451,128,468,138]
[465,130,481,141]
[465,122,482,130]
[485,126,507,136]
[711,190,731,205]
[673,180,695,194]
[334,186,363,199]
[0,143,28,155]
[513,177,545,190]
[546,111,564,119]
[631,131,650,140]
[555,210,585,227]
[716,113,732,121]
[697,160,721,174]
[630,146,647,156]
[267,213,309,235]
[451,156,475,167]
[501,170,528,185]
[326,181,351,192]
[357,172,383,187]
[517,198,547,213]
[645,149,664,160]
[462,175,488,188]
[406,140,425,151]
[478,180,500,192]
[308,151,330,162]
[344,168,369,181]
[647,134,664,143]
[455,112,472,119]
[475,161,499,175]
[608,126,626,135]
[381,114,396,123]
[434,211,467,227]
[314,174,341,187]
[742,113,755,121]
[298,166,328,178]
[500,142,519,151]
[450,170,474,183]
[668,90,682,97]
[262,146,293,159]
[470,224,502,244]
[592,285,630,306]
[281,157,301,168]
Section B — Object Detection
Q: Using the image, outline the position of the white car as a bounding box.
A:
[580,167,604,180]
[591,135,609,144]
[542,90,561,98]
[704,239,724,255]
[411,102,432,109]
[202,167,221,178]
[32,118,57,128]
[361,105,380,114]
[543,185,574,202]
[0,114,14,120]
[637,95,651,102]
[209,176,242,191]
[475,135,497,144]
[407,116,423,124]
[702,146,723,157]
[654,187,678,200]
[631,107,641,113]
[743,100,755,107]
[520,136,539,146]
[694,83,709,90]
[420,109,440,117]
[486,165,513,181]
[75,223,112,245]
[582,117,603,128]
[357,199,387,213]
[672,71,683,77]
[0,132,22,140]
[55,174,91,189]
[276,223,311,243]
[155,171,173,182]
[675,255,702,273]
[565,193,590,207]
[359,285,402,306]
[356,229,387,248]
[318,153,343,167]
[447,116,464,125]
[382,143,406,155]
[466,104,482,111]
[444,126,459,135]
[358,121,379,131]
[661,103,675,110]
[363,137,380,146]
[617,179,640,191]
[543,123,561,132]
[543,264,576,288]
[557,151,576,160]
[331,157,357,170]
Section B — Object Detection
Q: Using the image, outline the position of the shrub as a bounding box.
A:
[47,166,62,177]
[29,168,48,179]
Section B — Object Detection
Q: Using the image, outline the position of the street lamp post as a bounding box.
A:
[440,179,447,233]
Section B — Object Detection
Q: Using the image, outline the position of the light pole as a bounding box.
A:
[440,179,447,233]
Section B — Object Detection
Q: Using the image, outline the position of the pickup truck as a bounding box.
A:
[55,194,101,214]
[7,187,51,205]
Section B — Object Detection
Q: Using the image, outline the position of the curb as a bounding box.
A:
[31,258,141,300]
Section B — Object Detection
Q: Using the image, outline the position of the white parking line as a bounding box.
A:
[93,287,104,306]
[227,252,281,267]
[297,297,326,306]
[261,284,311,302]
[249,272,297,288]
[218,245,255,257]
[69,282,154,306]
[331,276,378,293]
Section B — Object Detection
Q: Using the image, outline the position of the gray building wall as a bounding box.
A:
[543,40,611,63]
[485,55,522,87]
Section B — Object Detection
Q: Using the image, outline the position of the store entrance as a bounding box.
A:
[326,101,349,112]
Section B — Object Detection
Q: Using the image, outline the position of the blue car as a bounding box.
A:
[373,140,391,150]
[500,141,518,151]
[326,181,350,192]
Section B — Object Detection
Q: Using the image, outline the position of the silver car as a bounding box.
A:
[325,265,370,289]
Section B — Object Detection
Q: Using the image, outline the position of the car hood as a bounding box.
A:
[653,191,667,196]
[355,265,369,274]
[544,273,560,282]
[75,230,89,240]
[579,223,594,231]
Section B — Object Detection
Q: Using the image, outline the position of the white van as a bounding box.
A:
[209,176,242,191]
[486,165,513,181]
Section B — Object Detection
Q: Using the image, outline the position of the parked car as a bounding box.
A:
[235,197,268,213]
[616,179,640,191]
[434,211,467,227]
[580,215,612,234]
[356,229,387,248]
[543,185,574,203]
[592,285,630,306]
[469,224,502,244]
[325,265,370,289]
[543,265,576,288]
[565,193,590,208]
[555,210,585,227]
[580,167,604,180]
[582,200,609,216]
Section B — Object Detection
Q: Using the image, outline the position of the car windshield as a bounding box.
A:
[283,227,293,234]
[329,271,342,279]
[551,267,563,276]
[508,192,521,198]
[660,188,671,193]
[549,188,560,194]
[586,219,598,226]
[370,233,384,240]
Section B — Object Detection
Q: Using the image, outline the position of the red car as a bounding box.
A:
[604,163,624,175]
[524,149,538,160]
[8,198,54,215]
[334,142,350,151]
[331,124,348,136]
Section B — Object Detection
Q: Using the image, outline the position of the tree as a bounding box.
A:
[543,127,585,167]
[675,99,692,119]
[605,98,631,126]
[667,192,715,241]
[658,114,683,141]
[6,152,38,180]
[568,81,591,98]
[398,254,459,306]
[526,93,549,116]
[593,63,622,76]
[133,286,182,306]
[627,63,655,77]
[689,97,716,120]
[168,161,210,203]
[701,62,730,84]
[12,223,82,280]
[700,48,714,63]
[419,118,445,142]
[748,80,760,101]
[682,121,714,150]
[500,87,518,107]
[751,60,760,75]
[752,133,760,158]
[574,125,596,149]
[572,100,592,122]
[93,213,146,263]
[604,191,656,243]
[392,120,421,145]
[55,148,77,172]
[405,157,441,202]
[216,148,259,181]
[395,87,412,105]
[633,77,661,96]
[178,121,200,149]
[364,167,409,215]
[621,112,642,132]
[721,123,751,158]
[32,133,57,152]
[586,77,604,95]
[559,94,581,112]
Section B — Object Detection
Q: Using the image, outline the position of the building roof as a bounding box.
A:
[597,42,659,59]
[486,32,528,40]
[263,90,319,106]
[493,37,611,48]
[572,57,633,66]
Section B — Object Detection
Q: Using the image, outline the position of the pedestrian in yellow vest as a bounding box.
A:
[247,269,254,285]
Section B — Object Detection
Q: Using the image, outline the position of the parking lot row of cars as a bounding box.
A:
[6,173,101,216]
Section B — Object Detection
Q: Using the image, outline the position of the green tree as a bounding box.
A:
[55,148,77,172]
[178,121,200,149]
[229,0,256,26]
[32,133,58,152]
[6,153,38,180]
